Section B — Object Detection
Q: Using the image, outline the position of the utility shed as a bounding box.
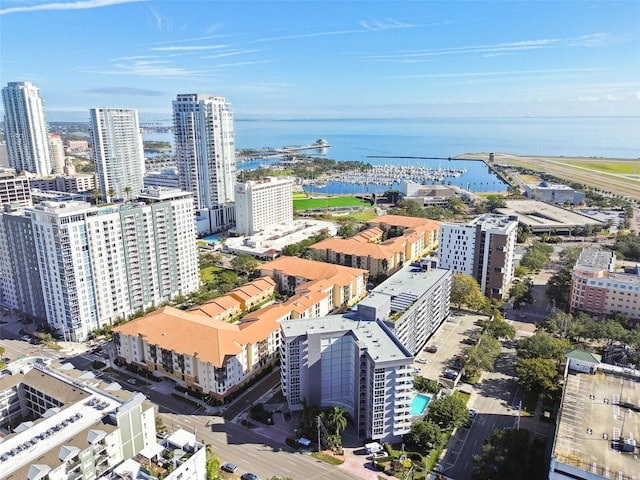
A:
[566,349,601,374]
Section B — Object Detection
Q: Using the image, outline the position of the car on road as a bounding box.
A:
[468,408,477,418]
[425,345,438,353]
[241,474,259,480]
[371,451,389,459]
[220,463,237,473]
[416,358,428,364]
[21,335,30,342]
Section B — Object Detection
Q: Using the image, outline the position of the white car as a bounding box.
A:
[371,451,389,459]
[469,408,477,418]
[416,358,428,364]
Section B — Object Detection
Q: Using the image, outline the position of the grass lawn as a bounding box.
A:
[293,192,308,199]
[345,209,378,223]
[518,174,541,184]
[200,266,224,282]
[565,160,640,175]
[294,196,370,210]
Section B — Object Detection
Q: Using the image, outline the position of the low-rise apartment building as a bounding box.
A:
[260,256,368,309]
[280,316,414,444]
[569,248,640,324]
[309,215,440,278]
[113,306,282,400]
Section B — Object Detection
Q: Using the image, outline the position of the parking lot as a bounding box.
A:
[412,310,489,383]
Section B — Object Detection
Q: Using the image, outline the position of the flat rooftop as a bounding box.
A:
[496,200,603,232]
[281,315,412,362]
[552,367,640,479]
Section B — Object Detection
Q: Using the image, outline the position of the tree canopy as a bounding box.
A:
[230,254,259,276]
[425,394,468,430]
[473,428,546,480]
[450,274,488,310]
[514,357,562,401]
[407,419,445,452]
[516,331,570,364]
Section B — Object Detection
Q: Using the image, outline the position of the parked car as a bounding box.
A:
[241,474,259,480]
[425,345,438,353]
[443,370,458,380]
[416,358,428,364]
[468,408,477,419]
[371,451,389,459]
[221,463,237,473]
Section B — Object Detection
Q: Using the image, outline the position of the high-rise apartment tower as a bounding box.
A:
[89,108,145,201]
[172,94,236,231]
[2,81,52,175]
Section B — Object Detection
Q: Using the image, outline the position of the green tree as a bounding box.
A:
[407,419,444,451]
[516,331,570,363]
[509,280,533,309]
[322,406,348,436]
[338,218,358,238]
[413,376,441,394]
[124,185,132,202]
[107,187,116,202]
[485,195,507,212]
[450,274,487,310]
[446,196,466,214]
[204,443,221,480]
[425,394,468,430]
[485,317,516,340]
[514,357,561,400]
[0,345,5,369]
[91,188,102,205]
[391,199,424,217]
[473,428,546,480]
[230,254,259,276]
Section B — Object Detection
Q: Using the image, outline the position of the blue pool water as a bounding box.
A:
[411,393,432,416]
[202,233,224,243]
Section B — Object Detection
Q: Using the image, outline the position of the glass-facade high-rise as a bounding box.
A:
[2,81,52,175]
[172,93,236,231]
[89,108,145,202]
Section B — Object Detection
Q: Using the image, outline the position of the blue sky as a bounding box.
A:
[1,0,639,121]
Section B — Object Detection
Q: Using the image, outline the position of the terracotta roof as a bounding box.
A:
[189,295,241,318]
[285,289,328,313]
[310,237,396,259]
[239,304,291,343]
[114,306,247,367]
[352,226,384,243]
[260,256,367,281]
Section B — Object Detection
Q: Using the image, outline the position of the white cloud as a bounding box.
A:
[359,19,416,31]
[0,0,147,16]
[150,45,229,52]
[200,49,258,59]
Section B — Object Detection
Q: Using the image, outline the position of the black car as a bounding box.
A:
[221,463,237,473]
[241,474,259,480]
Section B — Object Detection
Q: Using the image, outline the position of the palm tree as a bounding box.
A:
[325,406,348,435]
[124,186,132,202]
[91,189,102,205]
[107,188,116,203]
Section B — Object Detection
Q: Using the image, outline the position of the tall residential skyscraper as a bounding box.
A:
[1,188,199,341]
[235,177,294,235]
[2,81,52,175]
[89,108,145,201]
[48,133,65,174]
[173,93,236,231]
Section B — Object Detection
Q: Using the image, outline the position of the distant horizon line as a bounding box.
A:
[39,114,640,124]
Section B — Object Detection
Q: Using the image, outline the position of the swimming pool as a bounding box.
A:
[202,233,224,243]
[411,393,432,416]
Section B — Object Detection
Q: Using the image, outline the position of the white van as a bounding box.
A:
[365,442,382,454]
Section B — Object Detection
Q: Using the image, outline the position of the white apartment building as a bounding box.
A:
[235,177,294,235]
[439,214,518,299]
[48,133,65,174]
[173,93,236,232]
[89,108,145,201]
[280,316,414,443]
[2,82,52,176]
[1,359,158,480]
[6,188,198,340]
[357,262,452,354]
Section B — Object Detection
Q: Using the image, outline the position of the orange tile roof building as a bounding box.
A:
[308,215,440,277]
[259,256,368,309]
[113,305,283,400]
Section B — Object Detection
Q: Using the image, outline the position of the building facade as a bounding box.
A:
[234,177,294,235]
[2,81,52,175]
[89,108,145,201]
[569,248,640,324]
[1,188,198,340]
[29,173,96,193]
[48,133,65,175]
[1,360,158,480]
[280,316,414,443]
[357,262,452,354]
[173,94,236,232]
[524,181,585,205]
[439,214,518,299]
[0,169,32,207]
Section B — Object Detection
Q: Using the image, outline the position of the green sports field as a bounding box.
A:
[293,196,370,210]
